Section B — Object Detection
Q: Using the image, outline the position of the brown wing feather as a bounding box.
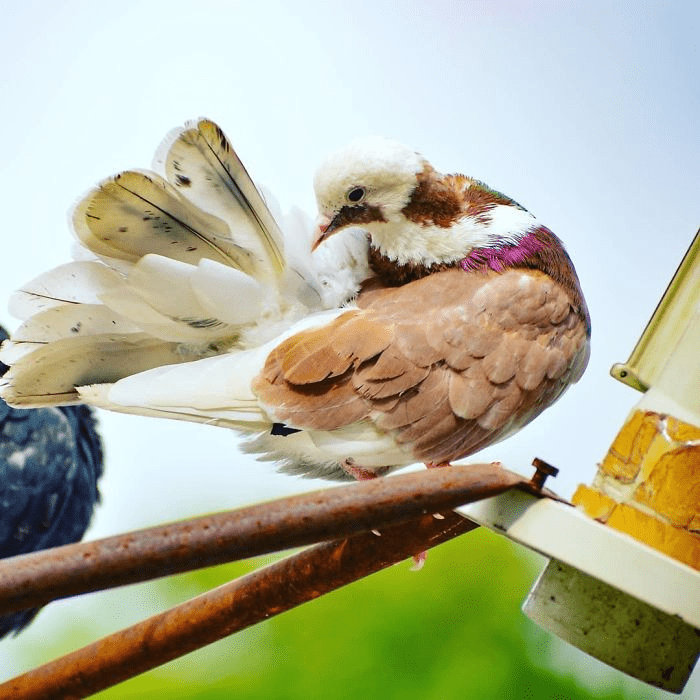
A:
[254,374,369,431]
[266,313,393,385]
[253,267,589,464]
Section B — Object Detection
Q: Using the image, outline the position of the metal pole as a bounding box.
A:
[1,511,477,699]
[0,463,524,614]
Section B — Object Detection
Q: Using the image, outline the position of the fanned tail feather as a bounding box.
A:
[1,333,220,407]
[153,118,285,280]
[0,119,369,425]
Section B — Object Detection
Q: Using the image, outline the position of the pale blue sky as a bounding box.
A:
[0,1,698,693]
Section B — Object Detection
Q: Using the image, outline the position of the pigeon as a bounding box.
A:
[0,119,589,484]
[0,326,103,637]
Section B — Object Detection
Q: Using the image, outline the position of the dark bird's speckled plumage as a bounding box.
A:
[0,327,103,638]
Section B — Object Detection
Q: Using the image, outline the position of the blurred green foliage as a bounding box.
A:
[34,527,649,699]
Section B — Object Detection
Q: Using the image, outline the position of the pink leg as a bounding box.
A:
[408,462,454,569]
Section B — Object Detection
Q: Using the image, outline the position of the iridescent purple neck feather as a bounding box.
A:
[460,229,547,273]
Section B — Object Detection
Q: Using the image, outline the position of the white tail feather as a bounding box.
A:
[0,332,216,406]
[154,118,285,280]
[12,304,140,343]
[189,259,270,326]
[97,287,226,344]
[8,261,124,319]
[72,170,253,270]
[0,119,367,412]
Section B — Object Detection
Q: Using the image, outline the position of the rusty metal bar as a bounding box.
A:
[0,463,526,615]
[0,510,477,700]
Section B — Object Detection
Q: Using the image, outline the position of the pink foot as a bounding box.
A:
[341,458,379,481]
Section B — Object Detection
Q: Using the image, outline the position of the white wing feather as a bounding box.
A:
[73,308,351,422]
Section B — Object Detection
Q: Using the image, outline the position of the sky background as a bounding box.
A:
[0,0,698,695]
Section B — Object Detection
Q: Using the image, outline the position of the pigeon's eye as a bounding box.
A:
[346,186,366,203]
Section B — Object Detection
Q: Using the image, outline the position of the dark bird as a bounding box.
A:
[0,326,103,637]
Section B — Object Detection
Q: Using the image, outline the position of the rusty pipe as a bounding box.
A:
[0,463,525,615]
[0,510,477,700]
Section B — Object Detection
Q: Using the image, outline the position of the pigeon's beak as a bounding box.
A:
[311,214,335,252]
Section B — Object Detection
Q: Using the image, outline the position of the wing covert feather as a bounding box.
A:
[253,268,589,463]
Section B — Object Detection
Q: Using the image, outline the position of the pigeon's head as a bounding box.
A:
[312,137,426,250]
